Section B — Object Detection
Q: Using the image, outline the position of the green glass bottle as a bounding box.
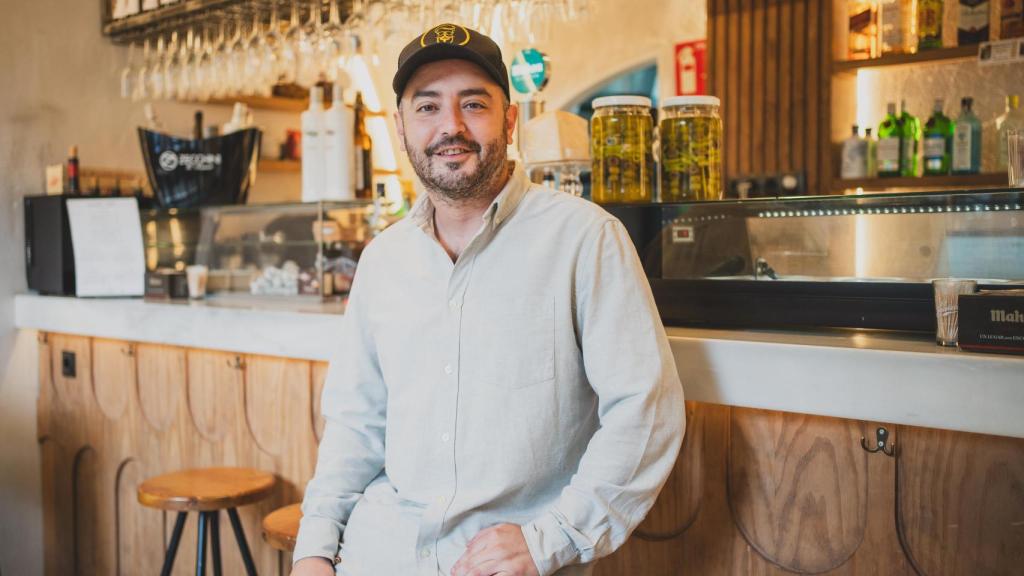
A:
[918,0,944,50]
[953,97,982,174]
[899,100,921,177]
[923,99,954,175]
[877,102,903,177]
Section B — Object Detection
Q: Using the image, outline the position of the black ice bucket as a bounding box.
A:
[138,127,261,209]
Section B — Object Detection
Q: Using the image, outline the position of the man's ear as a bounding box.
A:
[505,102,518,145]
[394,108,407,152]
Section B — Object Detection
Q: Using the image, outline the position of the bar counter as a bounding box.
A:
[15,293,1024,438]
[12,293,1024,575]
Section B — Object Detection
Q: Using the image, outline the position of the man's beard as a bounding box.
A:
[406,133,508,202]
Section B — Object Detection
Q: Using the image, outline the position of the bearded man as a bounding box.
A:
[291,23,685,576]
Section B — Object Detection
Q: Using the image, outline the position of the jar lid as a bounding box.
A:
[592,95,652,109]
[662,95,721,108]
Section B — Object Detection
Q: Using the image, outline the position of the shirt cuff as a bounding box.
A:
[520,512,579,576]
[292,514,342,566]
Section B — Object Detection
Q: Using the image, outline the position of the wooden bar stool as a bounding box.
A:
[261,503,302,552]
[138,467,276,576]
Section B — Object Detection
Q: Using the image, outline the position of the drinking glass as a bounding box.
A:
[933,279,977,347]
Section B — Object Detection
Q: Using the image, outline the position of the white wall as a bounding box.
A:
[0,1,705,574]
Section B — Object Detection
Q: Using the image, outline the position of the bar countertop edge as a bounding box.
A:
[14,294,1024,439]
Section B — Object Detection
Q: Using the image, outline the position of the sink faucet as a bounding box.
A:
[755,257,778,280]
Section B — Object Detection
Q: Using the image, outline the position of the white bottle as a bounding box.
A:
[323,84,355,200]
[302,87,326,203]
[840,125,869,179]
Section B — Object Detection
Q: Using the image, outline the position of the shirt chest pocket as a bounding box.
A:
[463,296,555,390]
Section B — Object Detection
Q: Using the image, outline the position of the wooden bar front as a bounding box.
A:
[37,332,1024,575]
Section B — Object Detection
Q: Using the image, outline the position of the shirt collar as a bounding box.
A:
[408,161,530,234]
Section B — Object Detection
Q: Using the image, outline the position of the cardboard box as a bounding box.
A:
[958,290,1024,355]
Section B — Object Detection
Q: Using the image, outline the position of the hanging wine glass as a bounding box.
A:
[134,38,151,101]
[195,25,215,101]
[120,41,138,100]
[162,31,180,101]
[178,28,195,99]
[296,0,323,88]
[242,9,263,95]
[259,3,284,95]
[148,35,167,99]
[279,0,303,85]
[211,19,232,98]
[320,0,346,83]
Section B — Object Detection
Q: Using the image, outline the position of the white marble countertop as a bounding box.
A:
[14,294,1024,438]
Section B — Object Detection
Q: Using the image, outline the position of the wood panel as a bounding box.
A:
[38,334,326,576]
[728,409,868,573]
[897,427,1024,576]
[708,0,835,194]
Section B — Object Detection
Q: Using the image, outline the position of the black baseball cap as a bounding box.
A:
[392,23,510,106]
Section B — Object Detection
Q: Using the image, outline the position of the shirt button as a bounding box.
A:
[448,299,459,309]
[436,495,446,505]
[444,364,453,375]
[420,547,431,559]
[441,432,450,442]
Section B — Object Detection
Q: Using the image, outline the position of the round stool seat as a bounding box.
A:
[138,467,275,512]
[262,503,303,552]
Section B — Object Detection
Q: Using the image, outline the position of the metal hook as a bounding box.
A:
[227,356,246,370]
[861,426,896,457]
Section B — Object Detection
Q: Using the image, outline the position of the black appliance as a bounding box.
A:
[605,187,1024,332]
[24,195,76,296]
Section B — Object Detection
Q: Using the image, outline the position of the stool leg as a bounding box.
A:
[195,511,209,576]
[227,508,258,576]
[161,512,188,576]
[211,511,223,576]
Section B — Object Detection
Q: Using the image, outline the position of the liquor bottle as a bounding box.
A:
[952,97,982,174]
[193,111,203,141]
[899,100,921,177]
[957,0,990,44]
[841,125,870,179]
[865,127,878,176]
[918,0,944,49]
[923,99,954,175]
[848,0,879,59]
[353,92,374,200]
[1001,0,1024,39]
[323,84,355,200]
[996,95,1024,169]
[301,86,326,202]
[878,103,904,177]
[67,146,81,195]
[880,0,918,55]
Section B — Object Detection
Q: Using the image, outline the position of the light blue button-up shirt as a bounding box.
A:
[294,163,685,575]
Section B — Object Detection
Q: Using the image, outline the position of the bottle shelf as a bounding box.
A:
[208,95,309,113]
[833,45,978,74]
[258,159,301,173]
[833,172,1009,192]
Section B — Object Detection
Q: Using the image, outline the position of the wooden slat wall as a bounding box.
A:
[708,0,834,195]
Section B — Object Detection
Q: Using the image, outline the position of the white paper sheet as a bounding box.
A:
[66,198,146,297]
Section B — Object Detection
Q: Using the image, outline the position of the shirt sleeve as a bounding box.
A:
[520,218,686,575]
[293,253,388,564]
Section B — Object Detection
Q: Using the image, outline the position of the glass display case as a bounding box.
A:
[142,200,383,299]
[605,187,1024,331]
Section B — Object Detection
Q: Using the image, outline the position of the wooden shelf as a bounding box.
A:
[833,172,1008,192]
[258,159,300,173]
[206,95,309,113]
[833,45,978,73]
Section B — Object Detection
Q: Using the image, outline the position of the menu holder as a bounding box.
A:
[66,197,145,297]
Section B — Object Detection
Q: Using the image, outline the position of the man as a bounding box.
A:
[292,23,684,576]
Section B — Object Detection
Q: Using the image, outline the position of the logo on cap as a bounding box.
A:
[421,23,470,47]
